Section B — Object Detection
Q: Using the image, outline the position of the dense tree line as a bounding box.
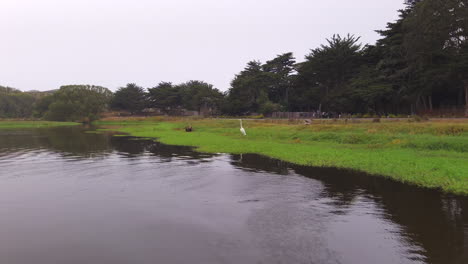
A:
[225,0,468,116]
[0,86,36,118]
[0,81,223,121]
[1,0,467,119]
[1,85,112,122]
[111,81,224,115]
[41,85,113,122]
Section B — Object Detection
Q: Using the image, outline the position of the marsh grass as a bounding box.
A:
[96,118,467,194]
[0,121,79,128]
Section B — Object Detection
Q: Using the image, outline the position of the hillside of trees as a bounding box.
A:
[1,0,467,121]
[0,86,36,118]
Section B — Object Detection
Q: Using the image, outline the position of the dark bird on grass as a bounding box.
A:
[185,125,193,132]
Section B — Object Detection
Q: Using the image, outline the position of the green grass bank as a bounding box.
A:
[96,118,468,195]
[0,121,79,129]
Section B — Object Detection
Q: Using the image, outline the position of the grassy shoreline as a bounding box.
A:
[96,118,468,195]
[0,121,80,129]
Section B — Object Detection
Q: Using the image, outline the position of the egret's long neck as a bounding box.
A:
[240,120,243,128]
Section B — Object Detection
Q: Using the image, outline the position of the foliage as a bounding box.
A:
[223,54,297,115]
[262,53,296,108]
[0,86,36,118]
[147,82,181,112]
[147,80,223,114]
[221,0,468,116]
[403,0,468,115]
[258,101,282,115]
[33,95,55,118]
[111,83,148,114]
[44,85,112,122]
[297,34,364,112]
[224,61,270,115]
[177,81,224,112]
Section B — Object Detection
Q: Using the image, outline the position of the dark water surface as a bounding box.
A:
[0,126,467,264]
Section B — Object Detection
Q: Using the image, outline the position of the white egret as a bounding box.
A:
[239,119,247,136]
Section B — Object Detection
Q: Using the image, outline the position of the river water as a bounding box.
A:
[0,126,466,264]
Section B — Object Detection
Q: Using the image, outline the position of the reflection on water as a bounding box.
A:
[0,126,466,264]
[231,154,468,264]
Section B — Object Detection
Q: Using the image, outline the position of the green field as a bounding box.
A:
[2,118,466,194]
[0,121,79,129]
[96,118,468,195]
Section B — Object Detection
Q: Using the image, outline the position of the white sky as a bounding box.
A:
[0,0,406,92]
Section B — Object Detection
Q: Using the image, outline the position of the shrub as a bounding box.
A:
[259,101,282,115]
[245,114,264,119]
[437,126,465,136]
[43,85,112,122]
[412,115,429,122]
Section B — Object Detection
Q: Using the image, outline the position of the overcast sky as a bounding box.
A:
[0,0,406,92]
